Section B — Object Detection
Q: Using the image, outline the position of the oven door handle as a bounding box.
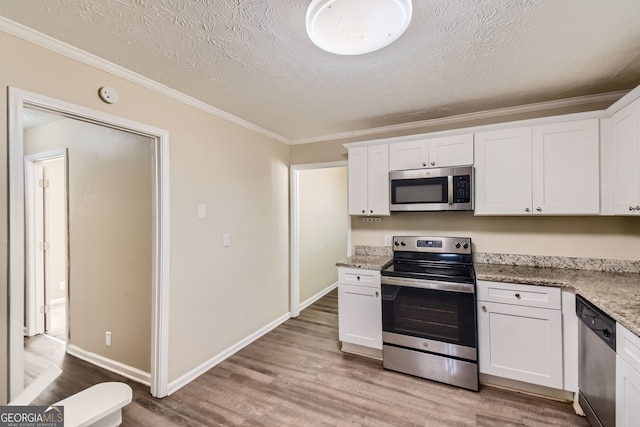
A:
[381,276,475,294]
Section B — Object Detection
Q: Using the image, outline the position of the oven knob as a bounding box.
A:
[400,241,406,247]
[394,241,400,246]
[462,243,469,249]
[455,243,461,249]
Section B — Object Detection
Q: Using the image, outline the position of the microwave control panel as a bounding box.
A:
[454,176,471,203]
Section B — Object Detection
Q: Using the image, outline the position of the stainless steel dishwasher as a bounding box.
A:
[576,295,616,427]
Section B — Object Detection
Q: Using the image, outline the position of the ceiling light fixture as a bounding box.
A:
[306,0,412,55]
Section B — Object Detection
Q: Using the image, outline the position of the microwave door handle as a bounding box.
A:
[447,175,454,204]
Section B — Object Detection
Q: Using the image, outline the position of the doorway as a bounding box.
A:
[290,161,350,317]
[24,151,68,343]
[8,88,170,400]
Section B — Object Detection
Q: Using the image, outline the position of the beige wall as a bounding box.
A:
[352,212,640,260]
[25,119,153,372]
[290,140,347,165]
[0,29,290,395]
[299,167,348,302]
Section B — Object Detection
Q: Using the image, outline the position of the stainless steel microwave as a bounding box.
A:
[389,166,473,212]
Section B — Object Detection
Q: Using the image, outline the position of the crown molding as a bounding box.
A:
[290,90,627,145]
[0,16,290,145]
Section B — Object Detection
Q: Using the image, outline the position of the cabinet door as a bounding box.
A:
[428,134,474,168]
[348,147,368,215]
[611,100,640,214]
[532,119,600,215]
[474,127,533,215]
[478,301,563,389]
[338,284,382,350]
[389,140,428,170]
[367,144,390,216]
[616,355,640,427]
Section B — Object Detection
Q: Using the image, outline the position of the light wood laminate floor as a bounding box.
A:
[25,290,589,426]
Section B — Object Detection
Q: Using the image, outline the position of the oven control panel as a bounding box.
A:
[393,236,472,254]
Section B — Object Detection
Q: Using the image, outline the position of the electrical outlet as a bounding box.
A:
[105,331,112,347]
[362,217,382,223]
[223,233,231,247]
[59,280,66,290]
[384,235,392,246]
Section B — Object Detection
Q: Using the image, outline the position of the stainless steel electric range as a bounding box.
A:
[380,236,478,391]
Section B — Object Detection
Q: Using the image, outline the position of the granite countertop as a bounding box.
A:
[475,263,640,337]
[336,245,393,271]
[336,255,392,271]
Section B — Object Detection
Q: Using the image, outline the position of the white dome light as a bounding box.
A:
[306,0,413,55]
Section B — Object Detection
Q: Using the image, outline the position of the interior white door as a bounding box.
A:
[33,163,46,335]
[42,158,67,338]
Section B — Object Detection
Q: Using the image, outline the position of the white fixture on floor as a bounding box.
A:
[305,0,412,55]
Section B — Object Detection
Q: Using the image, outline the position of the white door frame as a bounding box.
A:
[8,87,171,399]
[24,150,67,337]
[289,161,350,317]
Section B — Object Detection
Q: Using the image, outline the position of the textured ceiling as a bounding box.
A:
[1,0,640,143]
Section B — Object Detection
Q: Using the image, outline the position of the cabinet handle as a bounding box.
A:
[536,207,542,212]
[370,210,373,213]
[422,162,427,167]
[362,210,365,213]
[515,293,521,299]
[431,161,435,166]
[375,291,379,297]
[630,206,636,211]
[356,276,360,281]
[525,207,530,212]
[482,305,487,312]
[636,206,640,211]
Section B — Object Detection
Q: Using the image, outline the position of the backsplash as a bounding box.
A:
[355,245,640,274]
[354,245,393,257]
[475,253,640,274]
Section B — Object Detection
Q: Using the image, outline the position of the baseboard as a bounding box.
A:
[299,282,338,312]
[66,345,150,386]
[167,312,291,395]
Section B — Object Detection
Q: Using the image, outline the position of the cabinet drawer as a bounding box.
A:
[618,323,640,374]
[477,280,561,310]
[338,267,380,288]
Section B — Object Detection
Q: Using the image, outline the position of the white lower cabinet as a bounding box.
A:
[616,323,640,427]
[337,268,382,350]
[477,280,564,389]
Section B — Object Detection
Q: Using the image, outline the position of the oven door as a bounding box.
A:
[381,279,477,361]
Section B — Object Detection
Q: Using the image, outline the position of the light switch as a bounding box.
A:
[223,233,230,247]
[197,204,207,219]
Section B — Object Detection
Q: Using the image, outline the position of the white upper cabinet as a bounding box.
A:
[474,127,533,215]
[609,99,640,215]
[532,119,600,215]
[348,145,390,216]
[389,134,473,170]
[475,119,600,215]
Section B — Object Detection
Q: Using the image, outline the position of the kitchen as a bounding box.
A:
[1,1,640,425]
[335,88,640,426]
